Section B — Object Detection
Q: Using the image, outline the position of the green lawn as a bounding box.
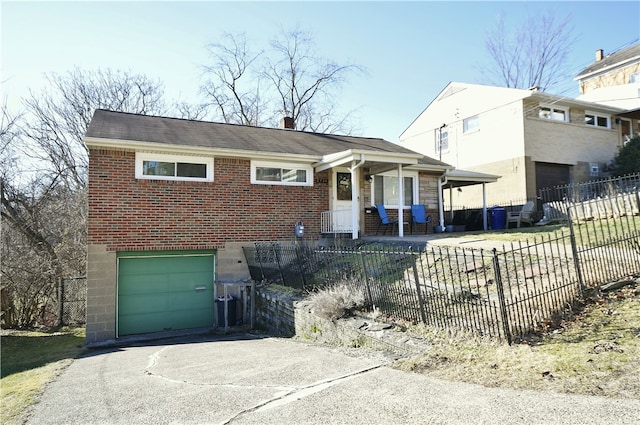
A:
[1,327,86,424]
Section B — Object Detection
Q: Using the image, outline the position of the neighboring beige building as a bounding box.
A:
[399,82,639,207]
[575,43,640,140]
[575,44,640,111]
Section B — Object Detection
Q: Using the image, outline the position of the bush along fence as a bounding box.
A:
[243,200,639,344]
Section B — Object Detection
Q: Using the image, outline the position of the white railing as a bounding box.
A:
[321,209,353,233]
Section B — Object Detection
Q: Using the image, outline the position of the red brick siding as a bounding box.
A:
[88,149,329,251]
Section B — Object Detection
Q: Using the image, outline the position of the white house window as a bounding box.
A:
[463,115,480,133]
[585,112,610,128]
[539,106,567,122]
[372,172,418,207]
[435,129,449,152]
[251,160,313,186]
[630,71,640,83]
[135,153,213,182]
[590,162,600,177]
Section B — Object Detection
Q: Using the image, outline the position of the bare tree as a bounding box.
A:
[173,101,211,121]
[20,68,167,189]
[200,33,267,126]
[200,29,364,134]
[264,29,364,133]
[1,69,167,328]
[481,11,576,92]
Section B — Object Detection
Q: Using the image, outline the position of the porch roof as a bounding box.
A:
[313,149,451,173]
[617,107,640,120]
[441,169,500,188]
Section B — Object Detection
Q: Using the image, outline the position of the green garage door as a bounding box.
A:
[117,251,215,337]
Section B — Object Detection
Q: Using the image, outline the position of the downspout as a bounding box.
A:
[348,154,365,240]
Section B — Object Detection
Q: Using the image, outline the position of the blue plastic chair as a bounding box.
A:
[411,204,432,234]
[375,204,398,235]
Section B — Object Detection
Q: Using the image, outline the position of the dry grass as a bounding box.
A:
[394,280,640,399]
[307,281,366,320]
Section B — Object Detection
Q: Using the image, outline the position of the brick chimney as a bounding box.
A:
[279,116,295,129]
[596,49,604,61]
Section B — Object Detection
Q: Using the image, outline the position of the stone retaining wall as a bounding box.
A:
[255,288,297,336]
[256,286,429,357]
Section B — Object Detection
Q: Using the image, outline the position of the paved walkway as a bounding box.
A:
[24,333,640,425]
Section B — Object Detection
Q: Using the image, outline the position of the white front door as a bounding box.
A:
[332,168,354,233]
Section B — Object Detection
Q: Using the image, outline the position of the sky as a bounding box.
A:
[2,1,640,143]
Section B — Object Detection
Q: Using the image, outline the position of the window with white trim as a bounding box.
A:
[251,160,313,186]
[584,112,610,128]
[435,128,448,153]
[539,105,567,122]
[372,171,418,207]
[630,71,640,83]
[135,153,213,182]
[463,115,480,133]
[590,162,600,177]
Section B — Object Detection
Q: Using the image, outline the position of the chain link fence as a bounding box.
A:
[59,276,87,326]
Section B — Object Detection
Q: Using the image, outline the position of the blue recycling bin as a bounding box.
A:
[489,206,506,230]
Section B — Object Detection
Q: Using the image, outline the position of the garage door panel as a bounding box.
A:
[119,293,168,314]
[171,291,212,310]
[117,276,170,296]
[117,252,215,337]
[119,311,168,335]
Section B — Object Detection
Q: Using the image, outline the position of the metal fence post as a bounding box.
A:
[566,206,586,297]
[293,243,307,290]
[273,243,286,286]
[57,277,64,327]
[492,248,512,344]
[411,253,428,324]
[359,250,374,306]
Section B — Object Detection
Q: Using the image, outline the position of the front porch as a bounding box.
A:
[319,167,499,238]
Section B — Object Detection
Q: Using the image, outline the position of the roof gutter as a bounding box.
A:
[84,137,321,163]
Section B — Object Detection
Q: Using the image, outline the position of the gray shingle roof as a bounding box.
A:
[575,44,640,79]
[86,109,438,158]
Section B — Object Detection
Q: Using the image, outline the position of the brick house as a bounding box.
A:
[85,109,465,343]
[399,82,639,207]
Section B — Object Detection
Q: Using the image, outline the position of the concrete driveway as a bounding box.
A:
[25,333,640,425]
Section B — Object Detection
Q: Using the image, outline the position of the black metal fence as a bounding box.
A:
[539,172,640,204]
[243,202,640,344]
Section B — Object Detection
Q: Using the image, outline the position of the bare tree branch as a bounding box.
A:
[1,68,168,327]
[200,28,364,134]
[482,11,576,91]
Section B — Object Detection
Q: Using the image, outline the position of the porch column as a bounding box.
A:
[397,163,404,237]
[351,165,359,240]
[438,177,445,228]
[449,186,453,223]
[482,183,488,230]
